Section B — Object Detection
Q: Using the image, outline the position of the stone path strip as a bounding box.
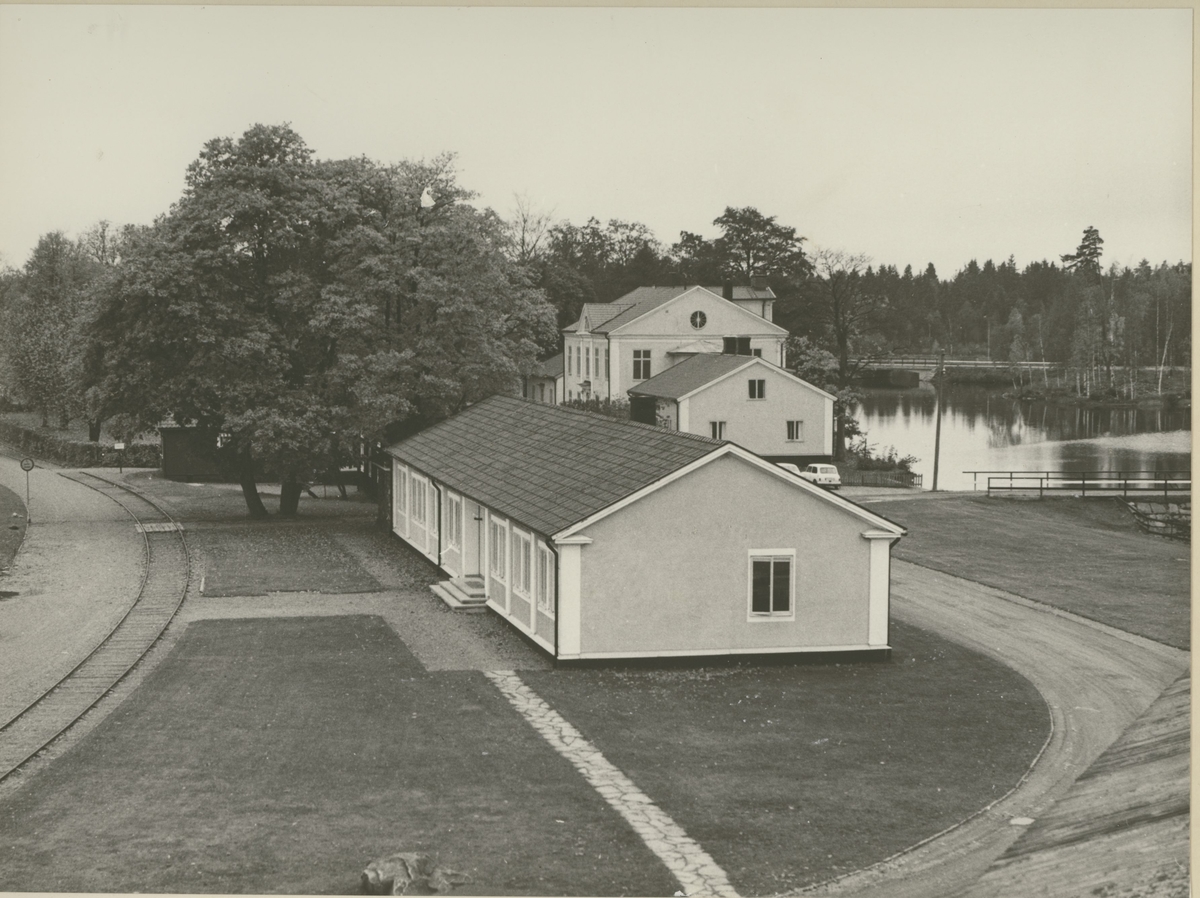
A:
[484,670,739,898]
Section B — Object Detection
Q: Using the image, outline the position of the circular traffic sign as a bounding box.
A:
[19,457,34,472]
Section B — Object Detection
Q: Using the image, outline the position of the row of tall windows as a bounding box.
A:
[567,343,610,381]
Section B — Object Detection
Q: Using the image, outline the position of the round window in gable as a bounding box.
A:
[690,311,707,329]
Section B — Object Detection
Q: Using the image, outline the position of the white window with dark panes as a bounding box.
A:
[748,379,766,400]
[585,346,591,378]
[412,475,427,527]
[576,346,582,378]
[447,494,462,548]
[710,421,726,440]
[536,545,555,617]
[489,518,508,583]
[786,420,804,442]
[512,529,532,598]
[394,466,408,535]
[605,348,610,381]
[633,349,651,380]
[748,551,794,619]
[567,345,572,375]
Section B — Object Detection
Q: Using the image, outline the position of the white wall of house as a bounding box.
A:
[562,334,611,401]
[390,458,557,654]
[563,288,787,401]
[562,453,886,659]
[679,363,834,458]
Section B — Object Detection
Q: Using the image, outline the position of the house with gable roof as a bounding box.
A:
[628,353,835,467]
[560,284,789,403]
[385,395,904,662]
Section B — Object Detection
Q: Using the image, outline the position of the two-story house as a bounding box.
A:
[627,353,835,467]
[559,285,789,402]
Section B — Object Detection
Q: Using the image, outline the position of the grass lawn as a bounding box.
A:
[0,483,24,573]
[0,616,678,896]
[0,616,1048,896]
[871,494,1190,649]
[526,620,1048,896]
[194,524,383,596]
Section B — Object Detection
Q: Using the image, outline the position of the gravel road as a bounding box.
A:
[801,559,1189,898]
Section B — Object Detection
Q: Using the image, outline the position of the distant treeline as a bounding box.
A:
[518,215,1190,383]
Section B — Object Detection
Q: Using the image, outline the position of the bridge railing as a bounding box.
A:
[965,470,1191,499]
[854,357,1057,370]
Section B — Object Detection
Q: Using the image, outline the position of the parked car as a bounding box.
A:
[783,462,841,489]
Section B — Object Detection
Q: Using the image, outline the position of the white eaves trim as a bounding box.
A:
[552,442,906,542]
[672,355,838,403]
[607,286,790,337]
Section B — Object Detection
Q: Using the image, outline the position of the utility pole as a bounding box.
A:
[932,351,945,491]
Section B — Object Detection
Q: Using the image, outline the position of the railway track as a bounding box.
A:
[0,470,190,783]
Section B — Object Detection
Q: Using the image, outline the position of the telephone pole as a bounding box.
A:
[932,352,945,491]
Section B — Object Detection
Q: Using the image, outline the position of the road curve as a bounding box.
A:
[0,458,147,727]
[799,559,1188,898]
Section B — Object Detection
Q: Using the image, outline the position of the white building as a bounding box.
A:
[560,285,789,403]
[628,353,835,466]
[385,395,904,662]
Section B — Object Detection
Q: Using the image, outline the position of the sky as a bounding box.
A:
[0,5,1192,276]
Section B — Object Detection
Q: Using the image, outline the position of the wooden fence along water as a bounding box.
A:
[966,470,1191,500]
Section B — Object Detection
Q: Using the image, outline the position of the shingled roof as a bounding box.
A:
[627,353,757,400]
[386,395,722,537]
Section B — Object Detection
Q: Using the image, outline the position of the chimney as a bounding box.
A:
[722,281,733,301]
[750,274,768,291]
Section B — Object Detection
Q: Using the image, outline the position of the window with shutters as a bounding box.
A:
[748,551,795,620]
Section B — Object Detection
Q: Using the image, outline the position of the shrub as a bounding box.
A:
[0,420,161,468]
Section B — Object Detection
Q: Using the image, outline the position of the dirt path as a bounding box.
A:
[0,458,145,727]
[802,560,1188,898]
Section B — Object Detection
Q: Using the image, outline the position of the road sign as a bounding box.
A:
[19,457,33,472]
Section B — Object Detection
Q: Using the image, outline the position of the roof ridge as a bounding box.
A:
[523,395,724,446]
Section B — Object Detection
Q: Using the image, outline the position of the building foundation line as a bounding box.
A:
[483,670,740,898]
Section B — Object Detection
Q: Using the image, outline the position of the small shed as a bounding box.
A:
[628,353,836,467]
[385,395,903,662]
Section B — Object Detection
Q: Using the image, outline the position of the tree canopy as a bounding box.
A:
[88,124,555,516]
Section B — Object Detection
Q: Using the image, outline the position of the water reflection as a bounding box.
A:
[853,385,1192,491]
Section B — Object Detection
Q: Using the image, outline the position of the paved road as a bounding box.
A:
[0,458,145,727]
[802,560,1188,898]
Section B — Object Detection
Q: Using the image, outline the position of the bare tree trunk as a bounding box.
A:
[279,475,303,517]
[238,446,269,519]
[1157,323,1173,393]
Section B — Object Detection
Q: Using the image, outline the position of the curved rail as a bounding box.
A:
[0,471,191,783]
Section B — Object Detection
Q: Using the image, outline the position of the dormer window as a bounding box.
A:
[690,311,707,329]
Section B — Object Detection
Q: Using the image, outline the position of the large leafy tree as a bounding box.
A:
[2,231,103,427]
[712,206,811,281]
[89,125,554,517]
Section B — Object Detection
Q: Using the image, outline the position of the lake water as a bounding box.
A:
[853,385,1192,492]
